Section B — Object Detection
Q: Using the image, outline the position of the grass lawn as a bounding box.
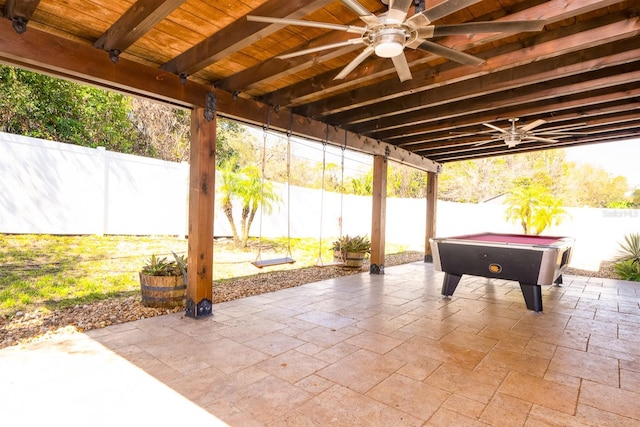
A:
[0,234,409,316]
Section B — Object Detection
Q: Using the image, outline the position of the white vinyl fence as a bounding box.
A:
[1,132,638,270]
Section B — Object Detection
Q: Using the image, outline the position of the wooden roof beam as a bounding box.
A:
[2,0,40,34]
[93,0,187,62]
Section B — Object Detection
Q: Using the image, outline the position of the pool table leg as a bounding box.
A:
[441,273,462,297]
[519,282,543,312]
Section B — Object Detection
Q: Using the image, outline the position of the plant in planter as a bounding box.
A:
[139,253,187,308]
[332,235,371,269]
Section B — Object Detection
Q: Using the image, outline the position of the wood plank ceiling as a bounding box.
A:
[0,0,638,168]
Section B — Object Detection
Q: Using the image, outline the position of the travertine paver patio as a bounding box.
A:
[2,261,640,426]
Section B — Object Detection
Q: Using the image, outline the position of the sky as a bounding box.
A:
[563,138,640,188]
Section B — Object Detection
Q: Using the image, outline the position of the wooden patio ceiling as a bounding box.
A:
[0,0,638,170]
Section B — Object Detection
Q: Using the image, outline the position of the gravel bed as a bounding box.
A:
[0,251,424,349]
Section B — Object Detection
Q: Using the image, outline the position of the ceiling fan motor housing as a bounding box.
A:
[373,28,407,57]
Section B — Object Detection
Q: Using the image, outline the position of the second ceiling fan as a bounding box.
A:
[247,0,546,82]
[474,118,588,148]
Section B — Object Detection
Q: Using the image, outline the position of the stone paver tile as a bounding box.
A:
[295,325,351,348]
[345,330,404,354]
[244,331,306,356]
[389,335,486,370]
[188,337,270,374]
[442,394,486,419]
[316,349,404,394]
[565,316,618,336]
[313,341,359,363]
[398,317,459,340]
[255,349,328,383]
[498,371,578,415]
[425,407,489,427]
[396,357,442,381]
[295,310,358,329]
[294,374,334,395]
[367,373,450,421]
[297,384,423,426]
[523,339,556,360]
[224,375,312,425]
[621,368,640,392]
[579,379,640,421]
[477,347,549,378]
[589,333,640,357]
[575,402,640,427]
[215,318,287,343]
[479,393,532,427]
[425,363,504,404]
[524,405,592,427]
[440,329,499,353]
[548,346,619,386]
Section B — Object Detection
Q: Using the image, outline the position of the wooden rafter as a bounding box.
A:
[160,0,334,76]
[94,0,187,59]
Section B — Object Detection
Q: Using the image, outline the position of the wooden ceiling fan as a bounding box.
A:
[474,118,588,148]
[247,0,546,82]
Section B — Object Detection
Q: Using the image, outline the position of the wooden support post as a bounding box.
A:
[424,171,438,263]
[185,105,216,318]
[370,154,387,274]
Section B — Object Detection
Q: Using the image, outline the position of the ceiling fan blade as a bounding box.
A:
[246,15,365,34]
[524,136,559,143]
[482,123,509,134]
[473,139,498,147]
[415,40,484,66]
[391,52,412,82]
[387,0,413,23]
[334,46,375,80]
[407,0,482,27]
[538,131,589,135]
[277,38,364,59]
[433,20,547,37]
[520,119,547,132]
[341,0,377,19]
[536,123,588,132]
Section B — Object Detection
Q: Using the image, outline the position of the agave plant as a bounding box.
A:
[141,253,186,276]
[332,235,371,255]
[613,233,640,281]
[615,233,640,264]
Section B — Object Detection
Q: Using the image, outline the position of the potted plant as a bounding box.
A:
[332,235,371,269]
[139,252,187,308]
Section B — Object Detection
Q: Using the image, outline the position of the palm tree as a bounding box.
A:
[217,160,281,248]
[504,178,567,235]
[217,159,241,243]
[237,164,281,248]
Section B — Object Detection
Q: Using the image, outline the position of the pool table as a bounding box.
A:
[429,232,574,312]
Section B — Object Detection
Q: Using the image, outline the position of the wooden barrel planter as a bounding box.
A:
[343,252,366,269]
[139,273,186,309]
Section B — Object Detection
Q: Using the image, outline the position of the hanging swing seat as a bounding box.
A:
[252,256,296,269]
[251,109,296,270]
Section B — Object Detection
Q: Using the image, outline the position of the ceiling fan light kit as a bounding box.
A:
[373,28,406,57]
